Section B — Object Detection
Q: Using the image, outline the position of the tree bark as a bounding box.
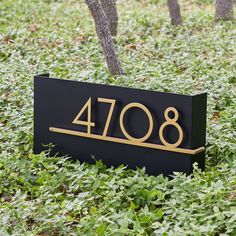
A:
[85,0,123,75]
[215,0,234,20]
[167,0,182,26]
[100,0,118,36]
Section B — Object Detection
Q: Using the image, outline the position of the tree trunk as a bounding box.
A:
[215,0,234,20]
[85,0,123,75]
[167,0,182,26]
[100,0,118,36]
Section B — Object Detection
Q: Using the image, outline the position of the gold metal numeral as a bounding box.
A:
[50,99,205,155]
[98,98,116,137]
[119,102,154,143]
[159,107,183,148]
[72,97,95,134]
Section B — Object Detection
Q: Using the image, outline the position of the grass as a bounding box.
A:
[0,0,236,235]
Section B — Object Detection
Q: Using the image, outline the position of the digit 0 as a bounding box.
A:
[119,103,153,143]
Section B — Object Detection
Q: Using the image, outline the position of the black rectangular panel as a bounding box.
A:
[34,74,207,176]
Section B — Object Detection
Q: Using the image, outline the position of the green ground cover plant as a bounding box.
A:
[0,0,235,235]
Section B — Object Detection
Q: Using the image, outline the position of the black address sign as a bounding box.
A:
[34,74,207,176]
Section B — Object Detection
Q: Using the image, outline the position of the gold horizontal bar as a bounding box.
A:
[49,127,205,155]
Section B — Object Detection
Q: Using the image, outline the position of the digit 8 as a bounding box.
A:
[159,107,183,148]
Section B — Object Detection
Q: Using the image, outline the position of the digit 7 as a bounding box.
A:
[98,98,116,137]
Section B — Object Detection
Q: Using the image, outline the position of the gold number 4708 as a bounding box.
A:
[72,97,184,148]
